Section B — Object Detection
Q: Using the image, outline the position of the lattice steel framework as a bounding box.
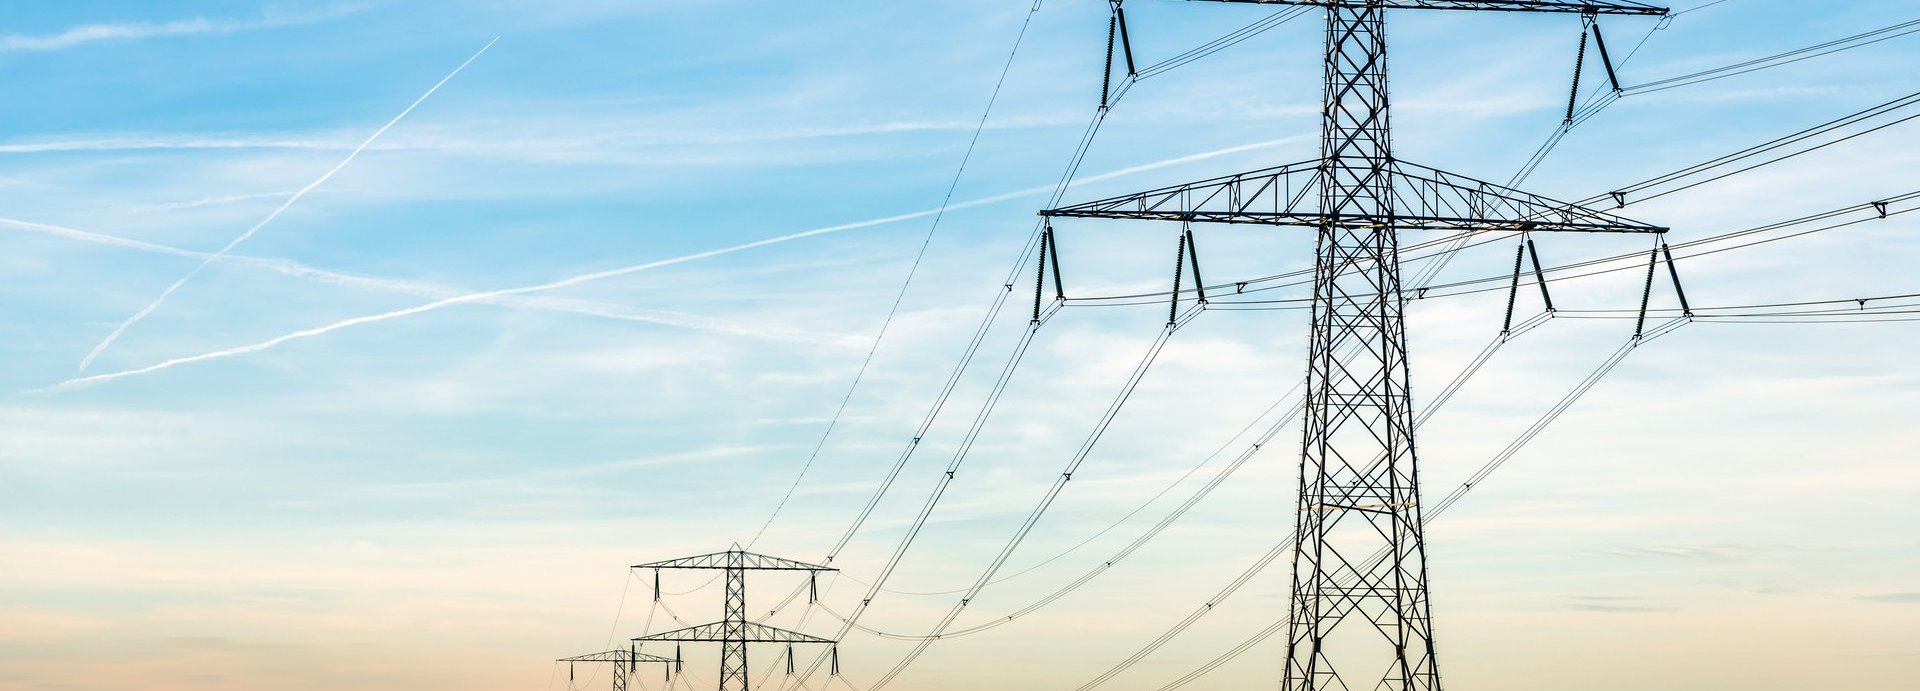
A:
[559,649,675,691]
[633,548,836,691]
[1042,2,1668,689]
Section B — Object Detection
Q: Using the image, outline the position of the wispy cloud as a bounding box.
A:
[1568,602,1671,613]
[1600,546,1740,561]
[74,37,498,374]
[1856,592,1920,604]
[1565,594,1673,613]
[36,136,1304,392]
[0,5,369,52]
[0,217,853,347]
[352,444,782,500]
[121,191,295,213]
[0,114,1083,163]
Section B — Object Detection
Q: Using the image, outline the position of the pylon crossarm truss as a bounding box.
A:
[1191,0,1666,16]
[1391,161,1665,233]
[1043,158,1323,225]
[632,549,834,572]
[559,650,676,664]
[560,649,671,691]
[1042,158,1665,234]
[635,621,836,645]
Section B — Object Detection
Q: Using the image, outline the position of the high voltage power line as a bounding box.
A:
[751,195,1915,651]
[752,41,1904,691]
[708,0,1920,614]
[746,0,1050,552]
[566,2,1920,690]
[821,0,1666,687]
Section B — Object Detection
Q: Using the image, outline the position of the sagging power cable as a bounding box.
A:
[863,312,1198,690]
[781,3,1180,674]
[1508,12,1920,212]
[1094,319,1685,691]
[768,0,1307,644]
[746,0,1055,550]
[1625,17,1920,96]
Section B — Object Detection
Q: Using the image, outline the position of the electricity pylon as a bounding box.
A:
[633,547,838,691]
[1041,2,1669,689]
[559,648,675,691]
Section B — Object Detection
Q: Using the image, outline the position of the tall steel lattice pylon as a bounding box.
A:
[1042,2,1670,689]
[633,548,839,691]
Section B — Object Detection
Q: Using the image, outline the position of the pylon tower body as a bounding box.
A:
[1292,4,1438,688]
[721,549,750,689]
[1041,2,1669,689]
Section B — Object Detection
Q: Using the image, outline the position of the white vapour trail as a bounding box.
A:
[0,137,345,154]
[74,37,499,374]
[0,217,849,346]
[41,135,1304,392]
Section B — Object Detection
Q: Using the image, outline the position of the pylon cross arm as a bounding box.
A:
[1041,158,1665,234]
[558,650,675,664]
[1189,0,1667,16]
[634,621,836,644]
[631,549,834,572]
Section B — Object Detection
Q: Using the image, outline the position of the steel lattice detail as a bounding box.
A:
[1040,159,1666,234]
[723,557,748,691]
[1041,2,1666,690]
[1283,7,1443,689]
[638,621,837,644]
[632,550,834,572]
[1188,0,1665,15]
[560,650,679,664]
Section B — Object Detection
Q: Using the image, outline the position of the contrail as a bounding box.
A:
[74,37,500,373]
[0,217,850,346]
[40,135,1303,393]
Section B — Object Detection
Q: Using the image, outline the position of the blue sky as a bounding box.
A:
[2,1,1918,690]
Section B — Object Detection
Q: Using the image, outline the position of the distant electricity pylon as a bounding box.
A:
[633,547,839,691]
[1041,1,1670,689]
[558,648,674,691]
